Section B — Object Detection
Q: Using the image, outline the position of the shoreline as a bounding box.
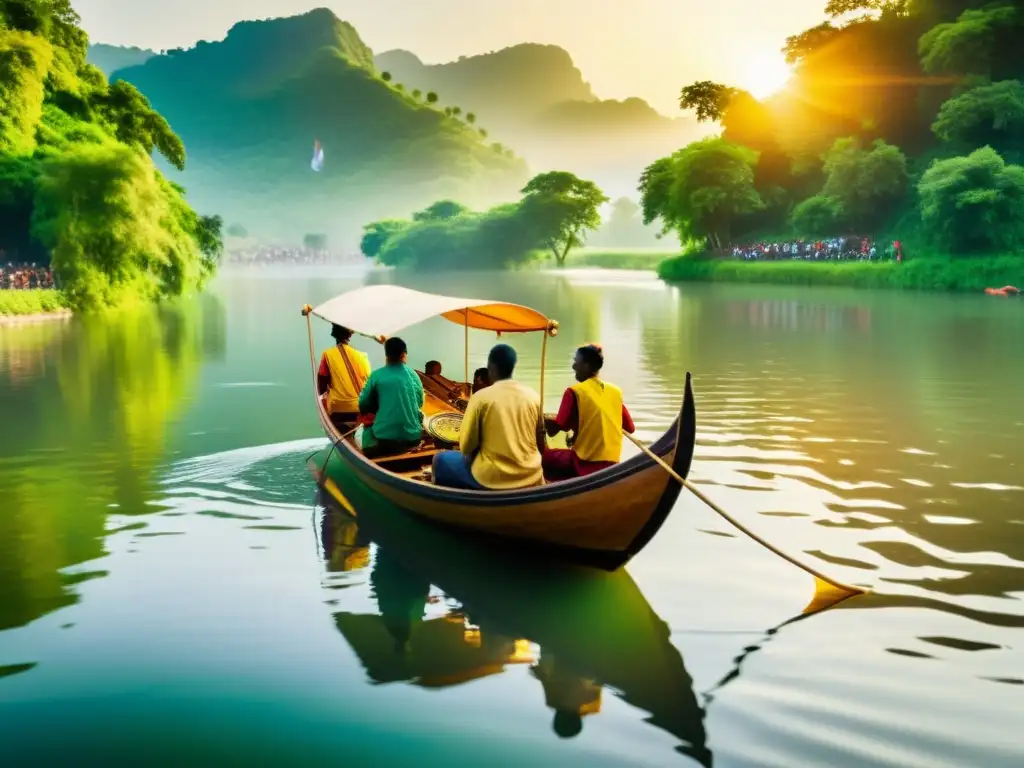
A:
[656,256,1024,294]
[0,310,73,327]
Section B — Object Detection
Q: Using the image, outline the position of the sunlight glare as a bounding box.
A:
[740,52,793,100]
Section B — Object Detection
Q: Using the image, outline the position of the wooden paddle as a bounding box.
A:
[623,429,867,598]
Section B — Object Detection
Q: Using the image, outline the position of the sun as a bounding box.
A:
[740,52,793,100]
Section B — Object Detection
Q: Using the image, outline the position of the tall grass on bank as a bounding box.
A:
[657,255,1024,292]
[0,290,70,317]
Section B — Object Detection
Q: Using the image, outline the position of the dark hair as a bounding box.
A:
[576,343,604,372]
[425,360,441,374]
[487,343,517,379]
[384,336,407,362]
[552,710,583,739]
[331,324,354,343]
[473,367,489,382]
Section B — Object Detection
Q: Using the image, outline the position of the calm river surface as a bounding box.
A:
[1,267,1022,766]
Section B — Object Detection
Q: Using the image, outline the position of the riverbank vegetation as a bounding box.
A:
[658,254,1024,292]
[649,0,1024,290]
[0,0,223,312]
[360,171,607,269]
[0,289,68,317]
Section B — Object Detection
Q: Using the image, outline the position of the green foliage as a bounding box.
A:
[411,199,469,222]
[359,219,409,258]
[361,171,607,270]
[303,232,327,250]
[658,251,1024,292]
[0,288,67,316]
[0,29,52,153]
[821,138,909,228]
[678,80,737,123]
[918,146,1024,252]
[381,70,392,82]
[931,80,1024,148]
[30,143,215,309]
[639,138,763,250]
[0,5,221,312]
[918,4,1018,77]
[518,171,608,266]
[426,91,438,104]
[790,194,845,235]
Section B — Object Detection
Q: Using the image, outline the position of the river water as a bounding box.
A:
[1,267,1022,766]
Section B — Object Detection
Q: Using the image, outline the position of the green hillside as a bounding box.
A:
[374,44,704,200]
[86,43,155,75]
[110,8,527,243]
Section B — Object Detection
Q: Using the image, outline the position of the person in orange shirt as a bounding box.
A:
[543,344,635,481]
[317,324,372,432]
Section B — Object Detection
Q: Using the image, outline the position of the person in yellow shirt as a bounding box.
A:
[543,343,635,481]
[432,344,543,490]
[317,324,372,432]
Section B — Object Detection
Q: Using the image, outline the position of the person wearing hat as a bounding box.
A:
[317,324,372,432]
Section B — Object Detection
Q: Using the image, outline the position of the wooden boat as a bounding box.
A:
[315,481,711,764]
[303,285,696,570]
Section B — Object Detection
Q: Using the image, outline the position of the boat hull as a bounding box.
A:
[311,374,696,569]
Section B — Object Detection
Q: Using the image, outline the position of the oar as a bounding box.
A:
[623,430,868,598]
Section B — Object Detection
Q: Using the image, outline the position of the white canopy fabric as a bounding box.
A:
[310,285,552,339]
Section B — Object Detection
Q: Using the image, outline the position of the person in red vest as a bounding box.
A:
[894,240,903,263]
[543,344,635,481]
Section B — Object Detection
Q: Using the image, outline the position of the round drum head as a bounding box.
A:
[426,412,464,444]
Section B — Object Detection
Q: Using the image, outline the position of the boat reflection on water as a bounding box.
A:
[316,482,712,766]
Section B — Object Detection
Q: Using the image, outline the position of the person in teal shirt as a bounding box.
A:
[358,337,425,458]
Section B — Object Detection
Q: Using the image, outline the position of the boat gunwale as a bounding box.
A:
[317,372,694,507]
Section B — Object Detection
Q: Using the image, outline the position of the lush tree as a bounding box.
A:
[381,71,392,82]
[679,80,737,123]
[931,80,1024,149]
[639,138,763,250]
[412,199,469,222]
[821,137,909,229]
[466,112,476,124]
[518,171,608,266]
[918,146,1024,252]
[790,194,845,235]
[30,143,218,308]
[783,22,841,65]
[360,219,409,259]
[426,91,438,104]
[303,232,327,250]
[412,88,421,100]
[0,29,52,154]
[918,4,1018,78]
[452,106,462,117]
[93,80,186,171]
[591,196,660,248]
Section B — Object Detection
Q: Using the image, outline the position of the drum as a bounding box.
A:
[425,412,464,446]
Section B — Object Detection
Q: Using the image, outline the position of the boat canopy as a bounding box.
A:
[309,285,554,338]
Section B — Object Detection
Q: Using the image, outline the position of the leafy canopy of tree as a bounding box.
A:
[0,0,221,309]
[303,232,327,250]
[639,138,763,250]
[360,171,608,269]
[662,0,1024,257]
[518,171,607,266]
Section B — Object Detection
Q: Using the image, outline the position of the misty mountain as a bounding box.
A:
[87,43,156,76]
[107,9,526,244]
[375,44,705,199]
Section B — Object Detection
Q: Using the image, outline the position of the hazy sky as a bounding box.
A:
[76,0,828,113]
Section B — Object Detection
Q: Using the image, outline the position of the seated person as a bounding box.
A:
[472,367,491,394]
[421,359,468,400]
[425,360,442,376]
[543,343,635,481]
[358,337,425,458]
[432,344,543,490]
[317,324,371,432]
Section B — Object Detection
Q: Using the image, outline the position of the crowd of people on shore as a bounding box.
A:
[224,246,359,265]
[1,264,56,290]
[725,237,904,262]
